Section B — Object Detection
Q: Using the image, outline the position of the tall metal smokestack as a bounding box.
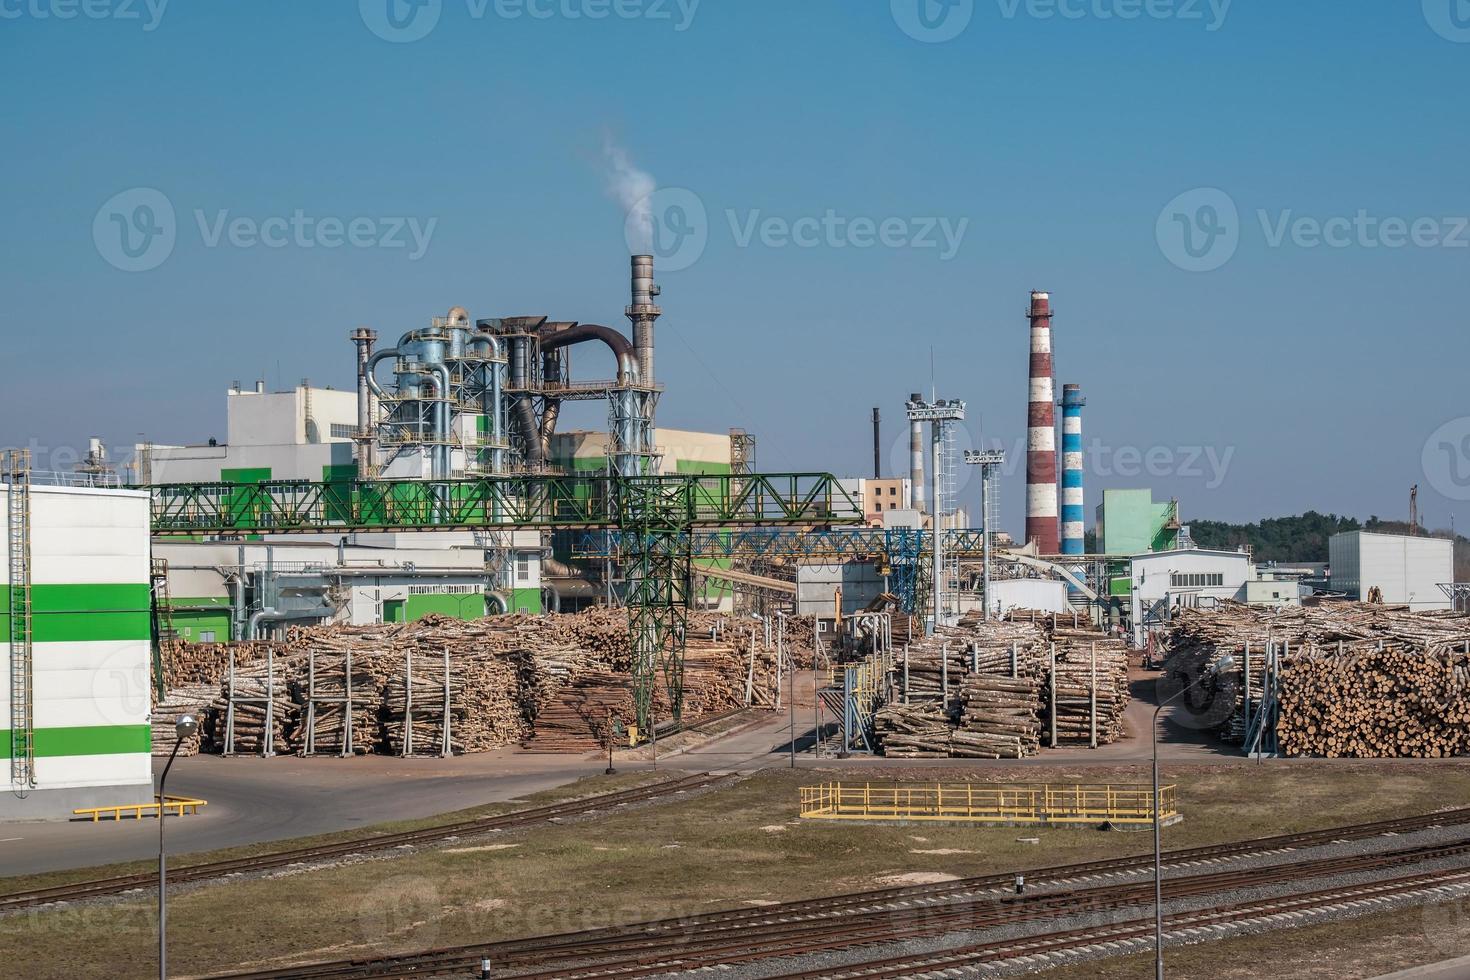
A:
[908,393,926,514]
[1026,292,1059,554]
[1061,383,1086,556]
[351,327,378,478]
[628,254,661,385]
[872,407,881,479]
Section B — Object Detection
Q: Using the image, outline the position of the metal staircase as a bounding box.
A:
[7,451,35,790]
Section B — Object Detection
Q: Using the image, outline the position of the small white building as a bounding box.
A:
[1329,531,1453,611]
[1129,548,1254,648]
[3,483,155,819]
[987,578,1069,616]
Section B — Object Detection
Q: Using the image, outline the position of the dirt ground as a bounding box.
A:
[6,762,1470,979]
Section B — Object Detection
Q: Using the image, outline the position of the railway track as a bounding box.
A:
[0,773,730,913]
[211,805,1470,979]
[764,865,1470,978]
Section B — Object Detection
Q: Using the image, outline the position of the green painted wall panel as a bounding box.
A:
[0,725,151,759]
[0,584,152,643]
[510,588,542,614]
[404,593,486,621]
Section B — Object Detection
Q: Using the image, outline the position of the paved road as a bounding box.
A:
[1374,956,1470,979]
[0,751,604,878]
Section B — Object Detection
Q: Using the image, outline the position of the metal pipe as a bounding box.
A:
[628,255,660,385]
[430,362,452,479]
[931,421,943,632]
[872,407,881,479]
[909,396,926,514]
[351,328,378,478]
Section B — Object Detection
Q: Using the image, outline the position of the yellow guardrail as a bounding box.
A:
[73,795,208,823]
[799,782,1176,826]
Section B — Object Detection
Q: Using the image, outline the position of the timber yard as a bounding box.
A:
[5,5,1470,980]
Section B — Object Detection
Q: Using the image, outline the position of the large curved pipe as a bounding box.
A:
[538,323,637,384]
[365,347,401,402]
[430,363,452,478]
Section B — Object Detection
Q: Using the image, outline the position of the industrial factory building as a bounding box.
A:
[2,480,155,818]
[1095,489,1182,556]
[1329,531,1454,611]
[1128,548,1254,647]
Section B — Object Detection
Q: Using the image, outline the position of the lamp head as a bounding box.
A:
[1209,654,1237,677]
[175,714,198,739]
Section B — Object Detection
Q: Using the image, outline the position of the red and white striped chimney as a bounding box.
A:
[1026,291,1059,555]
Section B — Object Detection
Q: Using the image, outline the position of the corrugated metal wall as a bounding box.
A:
[2,486,153,796]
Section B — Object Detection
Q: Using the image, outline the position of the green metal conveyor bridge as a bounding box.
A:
[147,473,863,732]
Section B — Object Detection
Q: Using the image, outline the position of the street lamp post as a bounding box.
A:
[160,713,198,980]
[1152,655,1233,980]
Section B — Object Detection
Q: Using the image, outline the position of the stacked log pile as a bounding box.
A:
[205,662,295,755]
[158,608,799,757]
[292,652,385,756]
[151,684,216,757]
[1162,603,1470,757]
[381,654,471,756]
[1043,625,1131,746]
[872,615,1129,758]
[954,673,1042,758]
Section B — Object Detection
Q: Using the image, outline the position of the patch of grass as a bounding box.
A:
[1037,898,1470,979]
[5,763,1470,980]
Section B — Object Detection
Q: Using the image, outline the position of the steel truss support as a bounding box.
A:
[621,478,694,732]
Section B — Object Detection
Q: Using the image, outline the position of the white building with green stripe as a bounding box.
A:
[2,484,154,819]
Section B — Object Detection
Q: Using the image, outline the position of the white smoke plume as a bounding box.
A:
[601,134,657,253]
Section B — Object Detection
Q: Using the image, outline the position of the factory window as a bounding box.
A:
[516,553,531,584]
[199,631,217,643]
[329,423,357,440]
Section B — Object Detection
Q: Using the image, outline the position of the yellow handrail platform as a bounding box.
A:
[799,782,1177,827]
[73,795,208,823]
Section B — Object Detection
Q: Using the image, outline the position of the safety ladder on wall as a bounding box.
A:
[7,451,35,790]
[149,558,175,701]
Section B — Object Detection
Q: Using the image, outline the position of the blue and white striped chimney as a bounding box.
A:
[1060,384,1086,555]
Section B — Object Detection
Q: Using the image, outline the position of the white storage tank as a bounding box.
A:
[2,483,154,819]
[1329,531,1454,611]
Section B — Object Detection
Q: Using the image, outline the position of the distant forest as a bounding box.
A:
[1186,512,1470,581]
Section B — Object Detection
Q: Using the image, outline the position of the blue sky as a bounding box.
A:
[2,0,1468,537]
